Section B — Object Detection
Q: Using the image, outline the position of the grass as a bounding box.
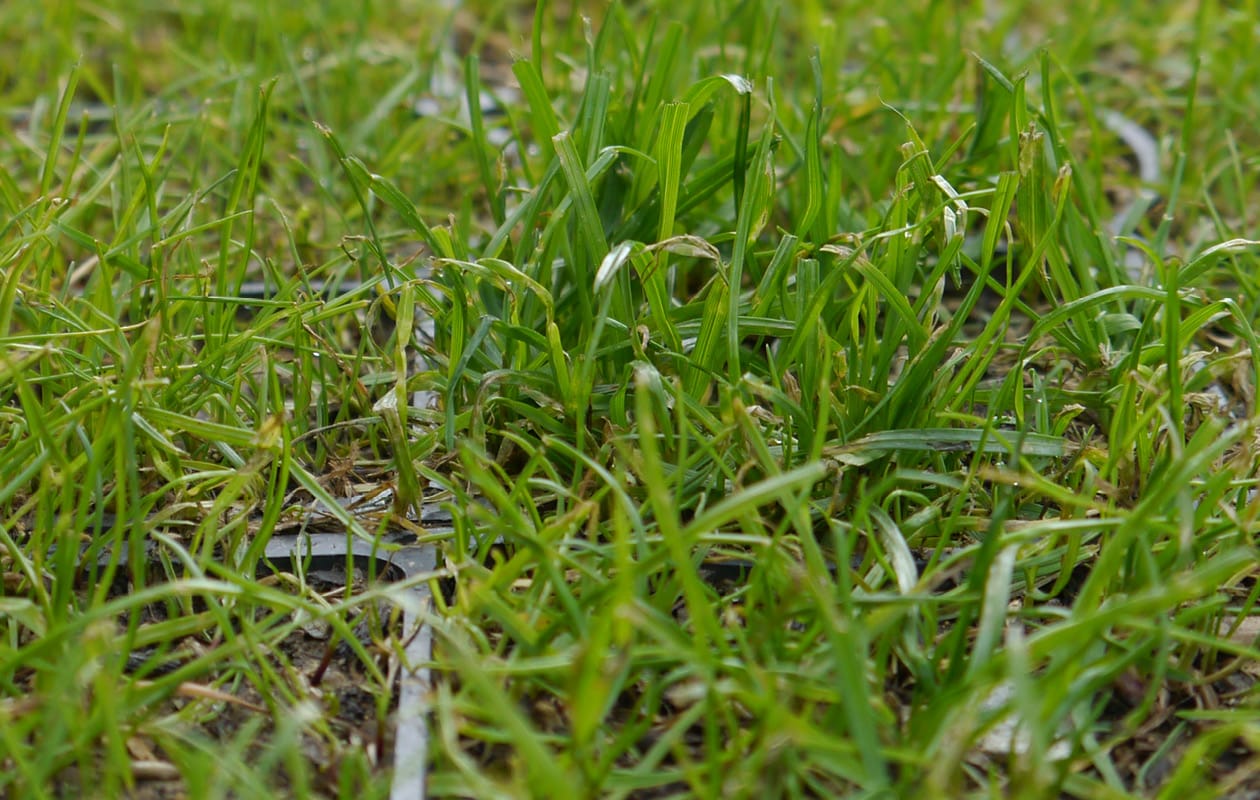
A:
[4,0,1260,797]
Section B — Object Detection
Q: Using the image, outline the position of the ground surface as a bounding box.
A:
[4,1,1260,798]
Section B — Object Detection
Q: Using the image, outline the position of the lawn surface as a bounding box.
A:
[4,1,1260,797]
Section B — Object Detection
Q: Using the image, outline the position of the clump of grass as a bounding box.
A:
[3,1,1260,798]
